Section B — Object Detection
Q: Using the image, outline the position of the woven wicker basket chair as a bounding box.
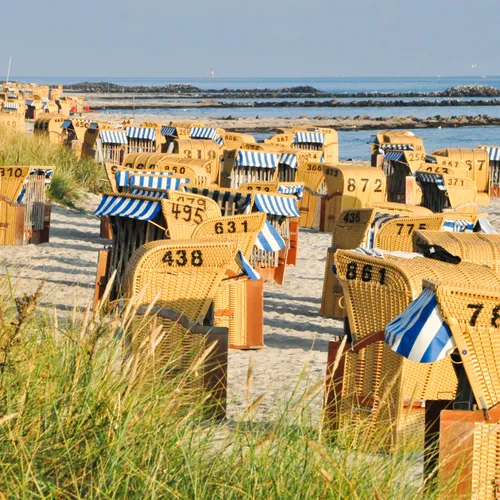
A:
[160,199,213,240]
[122,239,238,416]
[191,213,267,349]
[325,250,500,448]
[185,186,253,217]
[237,181,305,199]
[382,150,426,202]
[479,144,500,196]
[295,161,326,229]
[367,201,433,216]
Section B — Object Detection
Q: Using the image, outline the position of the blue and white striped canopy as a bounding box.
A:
[186,187,252,214]
[129,175,187,191]
[279,153,298,169]
[385,288,455,363]
[293,132,325,145]
[481,146,500,161]
[130,189,169,199]
[217,136,224,147]
[415,172,446,191]
[236,251,261,280]
[255,220,286,252]
[384,151,405,162]
[277,184,304,200]
[100,130,128,145]
[3,102,18,110]
[362,213,400,249]
[116,170,173,188]
[236,151,279,168]
[25,100,35,106]
[379,144,414,151]
[253,193,300,217]
[425,155,438,164]
[442,220,475,232]
[126,127,156,141]
[94,194,161,220]
[161,126,177,136]
[189,127,218,141]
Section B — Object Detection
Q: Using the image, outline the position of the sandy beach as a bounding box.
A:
[1,190,499,422]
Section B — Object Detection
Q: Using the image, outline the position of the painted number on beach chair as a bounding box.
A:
[396,223,427,236]
[425,166,449,174]
[406,153,425,162]
[214,220,248,234]
[307,165,321,171]
[345,262,386,285]
[245,186,270,192]
[165,165,186,174]
[324,168,339,177]
[448,178,464,186]
[170,203,204,224]
[343,212,361,223]
[467,303,500,327]
[162,249,203,267]
[0,167,23,177]
[175,196,207,209]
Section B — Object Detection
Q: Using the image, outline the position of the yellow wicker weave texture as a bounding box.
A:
[442,174,478,208]
[123,239,238,324]
[320,247,345,319]
[470,423,500,499]
[434,283,500,411]
[167,191,221,219]
[418,162,470,179]
[414,231,500,272]
[331,209,378,250]
[237,182,279,194]
[367,202,433,216]
[0,166,31,203]
[161,199,212,240]
[213,278,248,348]
[0,200,19,245]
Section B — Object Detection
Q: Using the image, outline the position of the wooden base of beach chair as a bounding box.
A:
[93,249,111,309]
[100,216,113,240]
[287,218,299,265]
[214,278,264,350]
[435,405,500,499]
[320,247,345,319]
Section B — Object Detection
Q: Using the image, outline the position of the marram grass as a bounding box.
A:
[0,279,456,499]
[0,125,102,206]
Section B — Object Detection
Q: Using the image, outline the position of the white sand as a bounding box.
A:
[1,195,499,421]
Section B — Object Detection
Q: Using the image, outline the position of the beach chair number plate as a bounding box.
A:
[166,166,186,174]
[175,196,207,209]
[0,168,23,177]
[162,249,203,267]
[448,178,465,186]
[170,204,204,224]
[396,223,427,235]
[345,262,387,285]
[343,212,361,223]
[467,303,500,327]
[244,186,270,192]
[214,220,248,234]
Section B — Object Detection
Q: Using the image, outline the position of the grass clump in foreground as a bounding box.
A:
[0,281,450,498]
[0,125,102,206]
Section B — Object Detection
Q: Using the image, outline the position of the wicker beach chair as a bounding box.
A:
[325,250,500,448]
[479,144,500,196]
[296,161,326,228]
[161,199,213,240]
[185,186,253,217]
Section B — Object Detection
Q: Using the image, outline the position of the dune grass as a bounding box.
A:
[0,126,102,206]
[0,278,452,499]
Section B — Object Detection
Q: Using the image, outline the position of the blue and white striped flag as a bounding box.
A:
[254,220,286,252]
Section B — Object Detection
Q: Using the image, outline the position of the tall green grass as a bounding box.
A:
[0,279,448,499]
[0,126,102,206]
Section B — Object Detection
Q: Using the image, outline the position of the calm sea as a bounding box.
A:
[14,76,500,159]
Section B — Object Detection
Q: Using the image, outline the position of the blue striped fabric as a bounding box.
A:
[94,194,161,220]
[3,102,18,110]
[361,213,400,249]
[384,151,405,161]
[293,132,325,144]
[255,220,286,252]
[100,130,128,145]
[385,288,455,363]
[277,184,304,200]
[161,126,177,136]
[236,251,261,280]
[25,100,35,106]
[415,172,446,191]
[480,146,500,161]
[115,170,172,187]
[189,127,218,141]
[129,175,186,191]
[186,187,253,214]
[442,220,475,232]
[217,136,224,147]
[130,189,169,199]
[237,150,279,168]
[425,155,438,164]
[379,144,414,151]
[476,218,497,234]
[253,193,300,217]
[279,153,298,169]
[7,94,17,99]
[126,127,156,141]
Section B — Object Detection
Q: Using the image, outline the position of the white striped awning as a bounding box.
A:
[384,151,405,162]
[236,251,260,280]
[2,102,18,110]
[25,100,36,106]
[415,172,446,191]
[7,94,17,99]
[236,151,279,168]
[130,189,168,199]
[361,213,400,249]
[115,169,173,188]
[277,184,304,200]
[189,127,218,141]
[100,130,128,145]
[279,153,298,169]
[253,193,300,217]
[126,127,156,141]
[94,194,161,220]
[255,220,286,252]
[129,175,187,191]
[379,144,414,151]
[442,220,475,232]
[161,126,177,136]
[217,136,224,147]
[293,132,325,145]
[385,288,455,363]
[186,187,253,214]
[480,146,500,161]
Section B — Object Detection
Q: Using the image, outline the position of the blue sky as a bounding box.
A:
[2,0,499,78]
